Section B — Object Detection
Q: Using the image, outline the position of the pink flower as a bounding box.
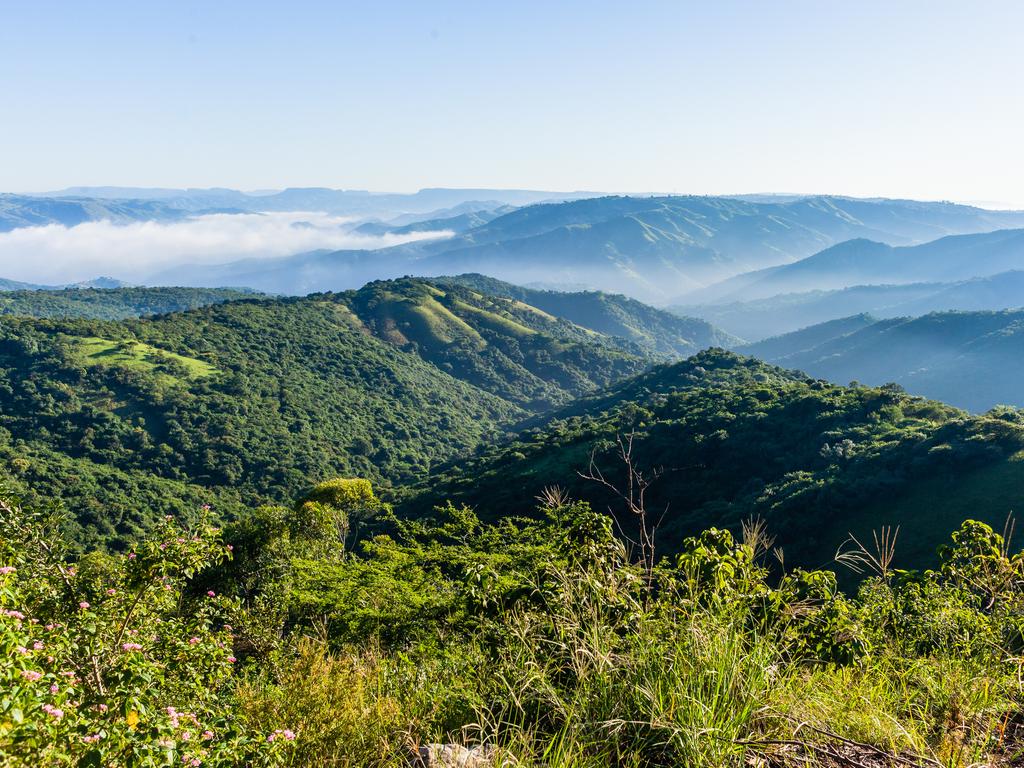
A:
[188,637,200,645]
[223,624,232,631]
[50,684,59,694]
[78,601,90,610]
[97,703,108,712]
[83,734,103,743]
[122,642,143,651]
[4,609,25,620]
[226,656,236,663]
[45,623,55,631]
[128,552,136,560]
[106,588,117,596]
[226,544,233,552]
[41,704,64,719]
[0,566,15,575]
[206,590,216,597]
[201,730,214,740]
[190,760,201,767]
[16,646,28,655]
[282,729,296,740]
[20,670,42,682]
[33,641,43,650]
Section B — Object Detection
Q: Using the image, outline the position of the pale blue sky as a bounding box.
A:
[2,0,1023,203]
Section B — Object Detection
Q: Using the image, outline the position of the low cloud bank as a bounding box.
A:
[0,212,451,285]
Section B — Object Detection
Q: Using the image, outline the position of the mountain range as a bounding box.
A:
[147,195,1024,301]
[738,309,1024,411]
[674,270,1024,340]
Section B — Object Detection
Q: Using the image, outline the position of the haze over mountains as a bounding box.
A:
[142,195,1024,300]
[3,187,1024,415]
[6,190,1024,301]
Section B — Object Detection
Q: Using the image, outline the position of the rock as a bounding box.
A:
[412,743,494,767]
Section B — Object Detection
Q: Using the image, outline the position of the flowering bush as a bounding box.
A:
[0,490,294,767]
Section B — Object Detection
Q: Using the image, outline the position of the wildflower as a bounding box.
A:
[226,544,233,552]
[50,684,59,694]
[4,609,25,620]
[201,504,211,511]
[223,624,233,631]
[122,642,143,651]
[83,734,103,744]
[21,670,42,682]
[189,637,200,645]
[206,590,216,597]
[201,730,214,740]
[98,704,108,712]
[45,623,55,630]
[33,641,44,650]
[0,566,15,575]
[226,656,236,663]
[128,552,137,559]
[41,704,64,719]
[282,729,296,740]
[78,601,90,610]
[16,646,29,655]
[106,588,117,596]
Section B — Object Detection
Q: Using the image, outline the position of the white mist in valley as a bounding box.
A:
[0,212,452,285]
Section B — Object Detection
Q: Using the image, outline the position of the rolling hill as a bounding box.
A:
[433,273,739,356]
[739,310,1024,411]
[0,277,733,546]
[400,349,1024,571]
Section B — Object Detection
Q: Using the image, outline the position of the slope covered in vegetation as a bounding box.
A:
[5,478,1024,767]
[1,280,723,545]
[404,349,1024,571]
[0,286,259,320]
[435,273,740,354]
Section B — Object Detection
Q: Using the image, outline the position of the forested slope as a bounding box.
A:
[403,349,1024,570]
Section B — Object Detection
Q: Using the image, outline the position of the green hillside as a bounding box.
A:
[341,277,650,408]
[0,279,715,545]
[0,296,522,545]
[402,349,1024,571]
[434,273,740,354]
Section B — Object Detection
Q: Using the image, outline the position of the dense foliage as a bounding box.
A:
[0,287,258,321]
[405,349,1024,570]
[0,296,521,547]
[434,273,738,355]
[5,480,1024,766]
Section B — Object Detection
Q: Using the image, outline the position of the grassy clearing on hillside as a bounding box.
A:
[72,335,218,381]
[452,298,540,338]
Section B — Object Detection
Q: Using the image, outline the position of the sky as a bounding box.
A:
[2,0,1023,204]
